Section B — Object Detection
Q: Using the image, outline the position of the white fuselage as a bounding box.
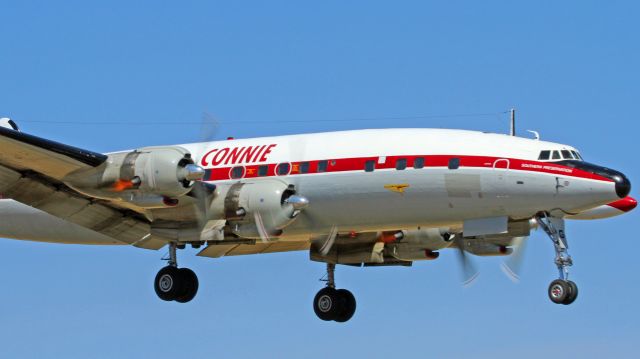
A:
[0,128,625,244]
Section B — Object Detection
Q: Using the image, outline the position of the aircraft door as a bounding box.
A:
[492,159,510,199]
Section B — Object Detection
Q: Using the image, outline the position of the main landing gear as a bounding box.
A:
[313,263,357,322]
[154,242,199,303]
[537,213,578,305]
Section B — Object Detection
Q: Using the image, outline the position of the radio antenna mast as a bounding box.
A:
[509,108,516,136]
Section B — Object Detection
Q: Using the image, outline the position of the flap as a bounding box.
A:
[197,240,310,258]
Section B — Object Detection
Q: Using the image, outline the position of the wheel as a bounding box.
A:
[313,287,340,321]
[548,279,570,304]
[334,289,356,323]
[175,268,199,303]
[154,266,183,301]
[562,280,578,305]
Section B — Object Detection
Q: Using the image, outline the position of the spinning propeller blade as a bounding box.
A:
[454,236,480,286]
[500,236,529,283]
[254,212,272,243]
[188,111,220,229]
[319,225,339,256]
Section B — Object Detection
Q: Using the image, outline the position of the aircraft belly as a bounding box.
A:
[283,167,617,237]
[0,200,124,245]
[284,168,515,234]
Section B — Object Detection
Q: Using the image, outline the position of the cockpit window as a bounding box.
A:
[538,150,551,160]
[571,150,582,160]
[552,151,561,160]
[561,150,573,159]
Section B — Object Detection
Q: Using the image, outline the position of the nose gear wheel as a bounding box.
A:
[537,214,579,306]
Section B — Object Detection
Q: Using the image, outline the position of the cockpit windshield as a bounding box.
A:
[538,149,583,162]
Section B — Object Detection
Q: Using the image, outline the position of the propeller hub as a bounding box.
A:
[182,164,206,181]
[286,195,310,210]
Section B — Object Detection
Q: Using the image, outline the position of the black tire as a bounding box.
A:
[154,266,183,301]
[562,280,578,305]
[548,279,570,304]
[334,289,356,323]
[313,287,340,321]
[175,268,199,303]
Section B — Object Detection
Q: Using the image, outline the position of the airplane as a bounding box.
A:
[0,117,635,323]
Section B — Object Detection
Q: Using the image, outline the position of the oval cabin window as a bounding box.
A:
[276,163,291,176]
[230,166,245,179]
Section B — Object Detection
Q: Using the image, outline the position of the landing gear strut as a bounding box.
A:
[537,213,578,305]
[154,242,199,303]
[313,263,356,322]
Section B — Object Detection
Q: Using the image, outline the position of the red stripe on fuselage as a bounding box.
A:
[202,154,613,183]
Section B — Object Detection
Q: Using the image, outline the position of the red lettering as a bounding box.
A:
[201,149,218,166]
[252,145,267,162]
[225,147,245,165]
[259,144,277,162]
[211,148,229,166]
[239,146,258,163]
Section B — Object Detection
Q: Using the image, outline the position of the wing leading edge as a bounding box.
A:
[0,125,107,179]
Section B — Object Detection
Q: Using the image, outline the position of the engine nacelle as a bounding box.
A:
[208,180,307,240]
[385,243,440,261]
[464,241,513,256]
[398,228,455,250]
[378,228,451,261]
[64,146,204,208]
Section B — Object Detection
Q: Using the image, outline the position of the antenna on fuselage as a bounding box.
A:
[509,108,516,136]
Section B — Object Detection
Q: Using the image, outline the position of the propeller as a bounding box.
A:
[318,225,339,256]
[188,111,221,230]
[254,211,272,243]
[452,235,480,286]
[500,236,529,283]
[189,181,217,229]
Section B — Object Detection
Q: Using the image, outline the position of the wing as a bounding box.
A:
[0,126,160,248]
[0,125,107,179]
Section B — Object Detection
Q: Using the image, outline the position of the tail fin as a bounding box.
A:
[0,118,19,131]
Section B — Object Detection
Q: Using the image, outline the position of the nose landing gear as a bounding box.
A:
[313,263,357,322]
[154,242,199,303]
[537,213,578,305]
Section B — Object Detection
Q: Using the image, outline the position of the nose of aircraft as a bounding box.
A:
[609,196,637,213]
[613,172,631,198]
[557,160,631,199]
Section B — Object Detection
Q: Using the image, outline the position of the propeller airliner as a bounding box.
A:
[0,117,634,322]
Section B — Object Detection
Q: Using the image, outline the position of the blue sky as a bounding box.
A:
[1,1,638,358]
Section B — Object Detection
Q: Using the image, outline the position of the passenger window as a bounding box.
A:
[365,160,375,172]
[396,158,407,170]
[257,165,268,177]
[552,151,561,160]
[448,158,460,169]
[561,150,573,159]
[414,157,425,169]
[299,162,310,174]
[276,163,290,175]
[538,151,550,160]
[317,160,328,173]
[230,166,244,179]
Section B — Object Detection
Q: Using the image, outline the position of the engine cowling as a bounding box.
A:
[208,180,307,240]
[64,146,204,208]
[398,228,455,250]
[382,228,453,261]
[463,241,513,256]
